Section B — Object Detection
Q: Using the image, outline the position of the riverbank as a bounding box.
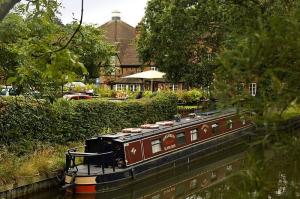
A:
[0,142,81,192]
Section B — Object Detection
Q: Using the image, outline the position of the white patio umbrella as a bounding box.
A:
[122,70,166,91]
[122,70,166,79]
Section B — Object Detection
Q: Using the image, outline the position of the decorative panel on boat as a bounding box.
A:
[124,140,143,165]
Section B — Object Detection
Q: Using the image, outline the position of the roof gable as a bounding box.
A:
[100,19,141,66]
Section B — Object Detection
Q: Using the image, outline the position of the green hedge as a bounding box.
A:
[0,93,177,154]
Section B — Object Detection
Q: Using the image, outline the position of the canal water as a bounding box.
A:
[22,130,300,199]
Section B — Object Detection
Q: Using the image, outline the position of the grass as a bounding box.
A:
[0,142,82,191]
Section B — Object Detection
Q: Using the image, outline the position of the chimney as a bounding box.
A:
[112,10,121,21]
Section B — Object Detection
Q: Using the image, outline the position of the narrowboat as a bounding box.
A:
[63,108,254,193]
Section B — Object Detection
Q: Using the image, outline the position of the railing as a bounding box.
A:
[65,147,115,175]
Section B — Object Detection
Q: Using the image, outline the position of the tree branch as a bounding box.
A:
[0,0,21,21]
[51,0,84,53]
[32,0,84,57]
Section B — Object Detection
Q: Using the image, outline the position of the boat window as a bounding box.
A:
[151,139,162,154]
[211,171,217,181]
[151,194,160,199]
[176,132,186,145]
[175,184,185,196]
[240,116,246,125]
[227,120,233,129]
[211,123,219,134]
[190,179,197,189]
[190,129,198,142]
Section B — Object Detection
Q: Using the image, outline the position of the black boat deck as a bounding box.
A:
[69,165,125,176]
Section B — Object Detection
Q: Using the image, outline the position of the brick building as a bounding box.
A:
[99,11,183,91]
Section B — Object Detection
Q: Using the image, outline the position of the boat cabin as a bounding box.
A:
[83,109,251,168]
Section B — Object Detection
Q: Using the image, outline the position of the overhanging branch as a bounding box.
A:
[51,0,84,53]
[33,0,84,57]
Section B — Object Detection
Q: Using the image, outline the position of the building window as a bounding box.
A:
[117,84,122,91]
[172,84,178,91]
[190,129,198,142]
[129,84,135,92]
[151,139,162,154]
[249,83,257,96]
[227,120,233,130]
[211,124,219,134]
[150,67,158,71]
[176,132,186,146]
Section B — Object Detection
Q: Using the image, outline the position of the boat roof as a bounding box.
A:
[95,108,241,143]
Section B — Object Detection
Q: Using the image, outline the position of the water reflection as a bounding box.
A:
[64,150,246,199]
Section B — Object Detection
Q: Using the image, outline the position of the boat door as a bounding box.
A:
[124,140,144,166]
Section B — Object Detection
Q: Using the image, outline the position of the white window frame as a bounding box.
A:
[117,84,122,91]
[190,129,198,142]
[172,84,178,91]
[249,83,257,96]
[151,139,162,154]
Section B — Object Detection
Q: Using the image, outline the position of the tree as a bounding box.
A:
[66,23,116,81]
[7,12,88,100]
[0,2,86,99]
[138,0,241,88]
[0,1,115,100]
[214,0,300,118]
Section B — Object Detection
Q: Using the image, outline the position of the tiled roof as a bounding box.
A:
[100,19,141,66]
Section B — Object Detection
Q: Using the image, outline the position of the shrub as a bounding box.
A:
[0,93,177,154]
[176,88,205,105]
[95,87,114,98]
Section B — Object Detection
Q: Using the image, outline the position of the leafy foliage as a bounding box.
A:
[67,23,116,80]
[0,94,177,154]
[138,0,218,87]
[0,4,115,101]
[215,0,300,118]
